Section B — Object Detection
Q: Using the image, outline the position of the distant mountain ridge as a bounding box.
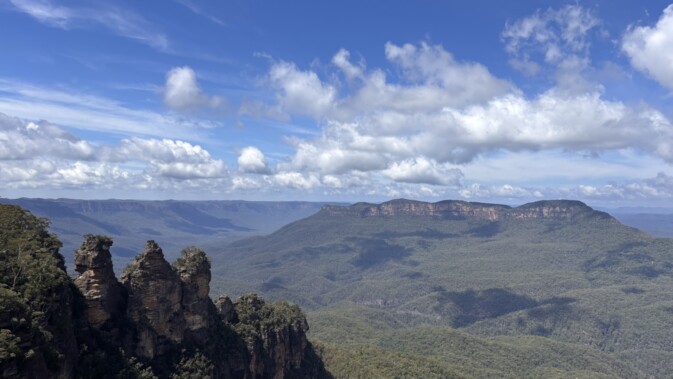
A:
[322,199,607,221]
[0,198,335,272]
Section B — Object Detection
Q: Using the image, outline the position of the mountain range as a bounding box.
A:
[208,199,673,378]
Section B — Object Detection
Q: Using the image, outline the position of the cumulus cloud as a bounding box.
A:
[326,43,514,120]
[231,35,673,203]
[382,158,462,186]
[0,159,137,190]
[332,48,365,81]
[231,176,262,190]
[272,171,320,189]
[0,113,95,160]
[117,138,228,179]
[237,146,270,174]
[164,67,223,112]
[5,103,673,203]
[257,39,673,187]
[249,41,514,138]
[622,5,673,90]
[0,112,229,192]
[275,86,673,175]
[267,61,337,118]
[285,132,389,175]
[384,42,512,104]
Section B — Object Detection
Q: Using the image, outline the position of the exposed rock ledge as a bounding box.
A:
[321,199,610,221]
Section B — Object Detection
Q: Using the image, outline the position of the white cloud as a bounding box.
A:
[49,161,131,187]
[237,146,270,174]
[231,176,262,190]
[152,160,227,179]
[332,48,364,81]
[384,42,512,104]
[118,138,228,179]
[5,105,673,204]
[0,113,229,192]
[164,67,224,112]
[8,0,169,51]
[238,41,673,202]
[0,159,136,190]
[253,42,513,122]
[0,113,95,160]
[267,61,337,118]
[118,138,215,163]
[321,174,344,188]
[272,171,320,189]
[275,88,673,176]
[622,5,673,90]
[382,157,462,186]
[285,134,389,175]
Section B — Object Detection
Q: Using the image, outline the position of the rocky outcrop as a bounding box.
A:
[73,235,124,328]
[232,294,316,379]
[173,247,217,339]
[121,240,185,358]
[215,294,237,323]
[115,239,325,377]
[322,199,607,221]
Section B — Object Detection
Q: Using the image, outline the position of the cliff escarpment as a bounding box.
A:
[0,204,327,379]
[321,199,610,221]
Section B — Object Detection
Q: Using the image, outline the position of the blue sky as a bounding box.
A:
[2,0,673,206]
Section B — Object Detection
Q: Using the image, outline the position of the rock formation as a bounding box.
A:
[232,294,314,379]
[173,246,217,339]
[322,199,609,221]
[73,235,124,328]
[70,236,326,378]
[215,294,238,323]
[121,240,185,358]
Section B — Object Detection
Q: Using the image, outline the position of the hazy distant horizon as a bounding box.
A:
[4,194,673,212]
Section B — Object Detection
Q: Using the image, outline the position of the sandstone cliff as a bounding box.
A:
[74,235,124,329]
[121,240,186,359]
[322,199,610,221]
